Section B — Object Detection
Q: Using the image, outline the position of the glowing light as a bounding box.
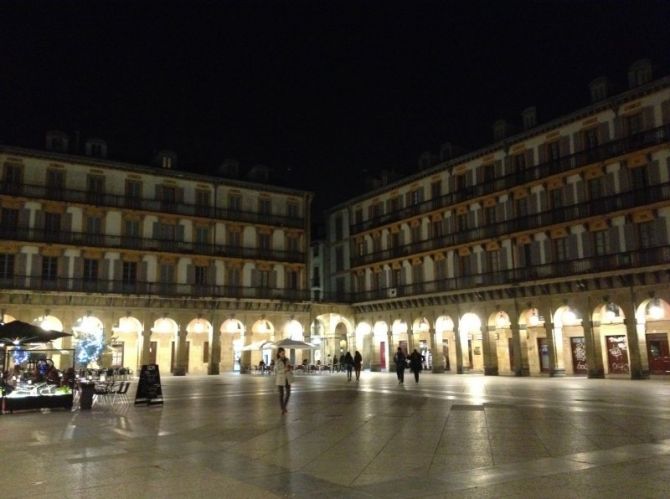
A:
[285,320,303,340]
[495,312,509,329]
[648,303,664,320]
[435,316,453,333]
[373,321,388,338]
[563,310,577,325]
[528,309,540,327]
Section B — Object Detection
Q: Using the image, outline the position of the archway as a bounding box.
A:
[355,321,372,370]
[151,317,179,374]
[553,305,586,376]
[221,318,245,372]
[593,302,629,376]
[310,319,326,364]
[411,317,431,369]
[185,318,213,375]
[488,310,514,375]
[517,308,545,375]
[391,319,409,357]
[372,320,389,371]
[112,316,143,373]
[638,298,670,375]
[435,315,454,371]
[459,313,482,372]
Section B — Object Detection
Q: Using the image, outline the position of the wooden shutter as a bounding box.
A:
[73,257,83,279]
[176,224,185,242]
[270,270,278,288]
[575,181,586,203]
[559,136,571,156]
[101,258,110,281]
[623,223,638,251]
[34,210,45,230]
[538,191,548,212]
[598,122,610,143]
[648,161,661,185]
[16,253,27,276]
[641,106,655,130]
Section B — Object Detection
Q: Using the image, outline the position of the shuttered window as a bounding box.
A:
[0,254,14,279]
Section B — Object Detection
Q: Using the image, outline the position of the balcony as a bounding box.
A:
[0,184,305,229]
[0,275,312,301]
[350,244,670,302]
[0,228,306,264]
[351,180,670,267]
[349,124,670,235]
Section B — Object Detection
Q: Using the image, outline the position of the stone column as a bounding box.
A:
[622,298,648,380]
[509,305,527,376]
[431,328,444,373]
[209,329,221,375]
[582,311,604,379]
[173,327,188,376]
[453,316,465,374]
[483,324,499,376]
[139,313,153,369]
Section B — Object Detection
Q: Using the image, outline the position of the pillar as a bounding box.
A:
[483,325,499,376]
[173,327,188,376]
[453,318,465,374]
[209,328,221,375]
[582,312,604,378]
[622,299,648,380]
[431,328,444,373]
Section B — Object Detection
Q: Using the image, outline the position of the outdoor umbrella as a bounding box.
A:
[270,338,318,350]
[0,320,72,345]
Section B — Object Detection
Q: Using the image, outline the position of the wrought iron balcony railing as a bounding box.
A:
[0,275,311,301]
[0,183,305,229]
[349,124,670,235]
[351,180,670,267]
[350,244,670,302]
[0,227,306,264]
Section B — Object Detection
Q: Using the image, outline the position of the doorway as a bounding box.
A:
[570,337,588,375]
[537,338,551,373]
[646,333,670,374]
[605,335,629,374]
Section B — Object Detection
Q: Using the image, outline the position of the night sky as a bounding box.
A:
[2,1,669,215]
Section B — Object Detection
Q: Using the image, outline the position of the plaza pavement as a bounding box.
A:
[2,371,670,498]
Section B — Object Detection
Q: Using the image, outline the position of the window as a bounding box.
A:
[487,250,501,274]
[372,271,382,290]
[547,141,560,161]
[83,259,99,282]
[228,194,241,211]
[354,208,363,225]
[335,215,343,239]
[389,196,401,212]
[287,202,299,218]
[584,128,599,149]
[515,197,529,218]
[335,247,344,271]
[122,262,137,284]
[259,198,271,215]
[227,267,240,287]
[484,206,496,225]
[431,220,444,238]
[435,259,447,280]
[125,180,142,199]
[550,189,563,209]
[42,256,58,281]
[228,229,241,247]
[630,166,648,191]
[160,223,177,241]
[390,232,400,248]
[160,264,174,284]
[357,240,365,256]
[588,177,604,200]
[392,268,402,286]
[457,213,468,231]
[195,190,211,216]
[162,156,172,169]
[455,174,465,191]
[626,113,643,136]
[286,270,299,289]
[258,233,271,250]
[287,236,299,253]
[639,221,656,248]
[258,270,270,288]
[553,237,568,261]
[458,254,472,276]
[194,265,207,285]
[371,202,382,218]
[46,169,64,190]
[3,164,22,187]
[483,165,495,183]
[356,273,365,292]
[335,277,345,296]
[86,216,103,235]
[195,226,210,246]
[411,225,421,243]
[1,208,18,229]
[0,254,14,279]
[111,343,124,366]
[431,181,442,199]
[124,219,141,242]
[44,212,61,232]
[514,153,526,171]
[593,231,610,256]
[162,186,177,204]
[87,175,105,195]
[410,189,421,205]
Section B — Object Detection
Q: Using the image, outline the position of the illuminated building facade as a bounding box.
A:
[325,60,670,378]
[0,137,312,374]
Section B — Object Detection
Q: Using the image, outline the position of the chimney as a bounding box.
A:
[155,150,177,169]
[521,107,537,130]
[45,130,69,152]
[85,138,108,158]
[589,77,610,103]
[628,59,652,88]
[493,119,509,142]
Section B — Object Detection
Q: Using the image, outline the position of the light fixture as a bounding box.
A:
[648,298,664,320]
[604,302,619,323]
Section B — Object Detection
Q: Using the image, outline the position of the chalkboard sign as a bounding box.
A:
[134,364,164,405]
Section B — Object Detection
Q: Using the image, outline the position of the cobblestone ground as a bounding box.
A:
[2,372,670,498]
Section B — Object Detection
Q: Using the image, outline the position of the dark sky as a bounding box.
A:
[1,1,669,215]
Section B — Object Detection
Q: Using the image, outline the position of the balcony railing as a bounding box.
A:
[0,275,311,301]
[0,227,306,264]
[350,124,670,235]
[350,244,670,302]
[351,180,670,267]
[0,184,305,229]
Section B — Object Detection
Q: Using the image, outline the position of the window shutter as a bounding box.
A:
[177,224,185,242]
[598,122,610,143]
[63,213,73,233]
[565,184,575,205]
[19,208,30,228]
[572,132,584,152]
[251,269,259,287]
[582,233,594,258]
[538,144,547,164]
[467,210,476,229]
[101,258,110,281]
[655,217,669,246]
[35,211,45,230]
[504,156,514,175]
[113,259,122,281]
[530,241,541,265]
[73,257,83,279]
[623,223,638,251]
[270,270,277,288]
[16,253,27,276]
[155,185,163,199]
[187,264,195,284]
[641,106,655,130]
[648,161,661,185]
[609,227,620,253]
[467,169,475,187]
[475,167,484,185]
[538,191,548,212]
[405,192,412,207]
[605,172,616,195]
[525,149,534,168]
[618,167,631,192]
[448,175,455,194]
[662,100,670,125]
[567,234,579,259]
[140,261,148,282]
[613,116,625,139]
[500,246,509,270]
[152,221,160,239]
[559,136,571,156]
[575,181,586,203]
[208,264,216,286]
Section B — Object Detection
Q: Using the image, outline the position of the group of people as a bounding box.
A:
[393,347,424,384]
[273,348,364,414]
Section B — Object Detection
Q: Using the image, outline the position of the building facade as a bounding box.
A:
[0,136,314,374]
[325,63,670,379]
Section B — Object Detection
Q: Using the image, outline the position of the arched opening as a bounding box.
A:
[435,315,454,371]
[459,313,482,372]
[638,298,670,375]
[411,317,431,369]
[372,320,389,371]
[185,318,213,375]
[487,310,514,375]
[518,307,545,376]
[151,317,179,374]
[391,319,409,357]
[112,316,143,373]
[554,305,588,376]
[221,318,245,372]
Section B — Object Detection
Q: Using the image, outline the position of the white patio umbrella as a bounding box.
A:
[240,340,273,351]
[270,338,318,350]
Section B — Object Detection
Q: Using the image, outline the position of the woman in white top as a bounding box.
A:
[274,347,292,414]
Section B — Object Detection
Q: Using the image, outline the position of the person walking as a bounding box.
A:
[409,348,423,383]
[393,347,406,384]
[274,347,292,414]
[353,350,363,381]
[344,352,354,381]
